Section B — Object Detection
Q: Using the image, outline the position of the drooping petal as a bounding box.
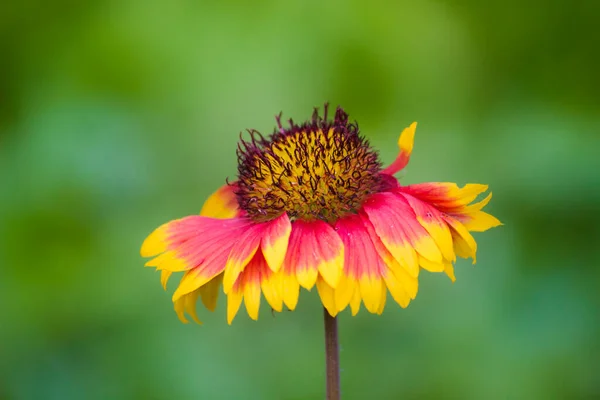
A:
[381,122,417,175]
[282,220,344,290]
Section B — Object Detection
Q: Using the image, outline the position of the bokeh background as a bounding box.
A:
[1,1,599,399]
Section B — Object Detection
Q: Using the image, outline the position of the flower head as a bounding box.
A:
[141,105,501,324]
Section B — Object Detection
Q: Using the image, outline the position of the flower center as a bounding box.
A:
[235,106,383,223]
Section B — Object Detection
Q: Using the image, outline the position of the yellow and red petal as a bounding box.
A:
[282,220,344,290]
[199,182,241,219]
[260,213,292,273]
[226,250,278,323]
[362,192,443,274]
[361,216,419,300]
[381,122,417,175]
[223,222,265,293]
[397,191,455,262]
[335,214,393,314]
[141,216,251,301]
[400,182,488,212]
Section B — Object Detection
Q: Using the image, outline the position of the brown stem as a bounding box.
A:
[323,307,340,400]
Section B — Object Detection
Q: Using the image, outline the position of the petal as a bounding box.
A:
[463,192,493,213]
[280,272,300,311]
[141,222,170,257]
[317,277,338,317]
[398,191,455,262]
[226,250,285,323]
[362,192,442,272]
[444,216,478,262]
[243,269,261,321]
[200,273,223,312]
[444,262,456,282]
[334,274,357,313]
[382,271,410,308]
[227,289,243,325]
[361,216,418,300]
[381,122,417,175]
[261,213,292,272]
[199,182,240,219]
[461,211,502,232]
[418,254,445,272]
[174,288,202,324]
[283,220,344,290]
[160,270,172,290]
[223,223,265,293]
[261,268,283,312]
[350,290,362,316]
[335,215,388,314]
[400,183,488,210]
[142,217,249,301]
[359,275,385,314]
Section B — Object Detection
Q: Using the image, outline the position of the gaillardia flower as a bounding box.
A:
[141,105,500,324]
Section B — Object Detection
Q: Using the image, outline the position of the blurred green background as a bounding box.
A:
[1,1,599,399]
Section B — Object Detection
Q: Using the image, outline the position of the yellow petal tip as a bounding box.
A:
[398,121,417,153]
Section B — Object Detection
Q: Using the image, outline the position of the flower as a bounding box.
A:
[141,105,501,324]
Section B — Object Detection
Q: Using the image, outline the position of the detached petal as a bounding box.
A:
[381,122,417,175]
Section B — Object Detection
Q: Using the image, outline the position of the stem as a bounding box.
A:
[323,307,340,400]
